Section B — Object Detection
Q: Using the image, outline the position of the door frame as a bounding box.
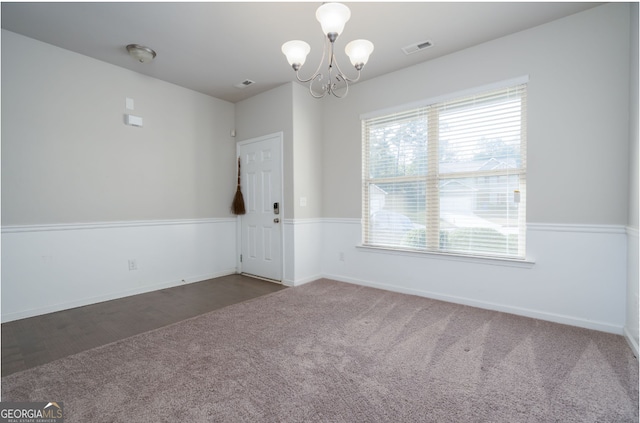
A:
[235,132,285,282]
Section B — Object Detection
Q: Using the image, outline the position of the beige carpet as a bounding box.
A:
[2,279,638,422]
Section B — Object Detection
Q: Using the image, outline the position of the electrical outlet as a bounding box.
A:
[128,259,138,271]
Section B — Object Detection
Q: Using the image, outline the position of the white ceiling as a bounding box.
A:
[1,2,602,103]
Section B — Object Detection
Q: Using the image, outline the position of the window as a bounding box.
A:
[362,83,527,259]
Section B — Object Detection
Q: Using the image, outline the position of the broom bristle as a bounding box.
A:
[232,188,246,215]
[232,156,246,215]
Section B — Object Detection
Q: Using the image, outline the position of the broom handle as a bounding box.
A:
[237,157,241,187]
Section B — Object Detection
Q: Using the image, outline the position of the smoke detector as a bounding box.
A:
[401,40,433,55]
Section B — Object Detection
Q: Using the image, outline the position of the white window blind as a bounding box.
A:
[362,83,527,259]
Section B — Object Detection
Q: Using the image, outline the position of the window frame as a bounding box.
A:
[361,77,528,261]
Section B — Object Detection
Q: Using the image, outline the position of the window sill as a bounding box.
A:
[355,245,535,268]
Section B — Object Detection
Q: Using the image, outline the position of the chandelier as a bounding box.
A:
[281,2,374,99]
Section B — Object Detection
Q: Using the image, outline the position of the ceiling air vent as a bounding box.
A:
[402,40,433,55]
[234,79,256,89]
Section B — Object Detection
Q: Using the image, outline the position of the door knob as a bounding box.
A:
[274,218,280,223]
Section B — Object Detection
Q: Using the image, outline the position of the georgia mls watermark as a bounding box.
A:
[0,402,63,423]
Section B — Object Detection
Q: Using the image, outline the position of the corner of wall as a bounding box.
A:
[624,3,640,355]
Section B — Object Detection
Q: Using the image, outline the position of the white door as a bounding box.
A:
[238,133,283,282]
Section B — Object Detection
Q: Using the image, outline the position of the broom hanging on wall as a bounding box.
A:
[231,157,246,215]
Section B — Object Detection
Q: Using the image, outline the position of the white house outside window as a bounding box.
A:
[362,83,527,259]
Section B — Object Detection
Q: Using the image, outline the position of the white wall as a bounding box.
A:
[2,219,236,322]
[288,84,324,284]
[1,30,238,321]
[627,228,639,352]
[319,3,632,334]
[625,3,639,354]
[322,221,626,333]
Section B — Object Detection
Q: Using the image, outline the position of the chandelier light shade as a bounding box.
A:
[281,2,373,98]
[315,2,351,38]
[345,40,375,69]
[281,40,311,70]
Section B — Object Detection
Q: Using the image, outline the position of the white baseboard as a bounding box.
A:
[624,326,640,358]
[283,274,322,287]
[2,270,236,323]
[322,273,624,335]
[625,227,639,357]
